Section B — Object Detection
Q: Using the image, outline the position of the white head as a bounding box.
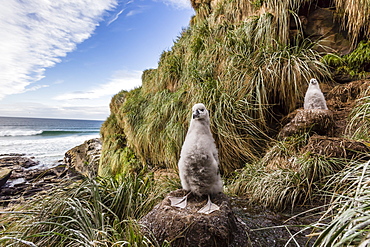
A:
[192,103,209,121]
[309,78,319,88]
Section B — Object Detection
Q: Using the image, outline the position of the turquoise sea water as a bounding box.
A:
[0,116,103,168]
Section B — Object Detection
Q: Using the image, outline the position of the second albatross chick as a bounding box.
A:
[169,103,223,214]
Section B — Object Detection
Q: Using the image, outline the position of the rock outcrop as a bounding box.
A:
[64,138,102,178]
[0,168,12,187]
[140,189,249,247]
[0,154,81,207]
[302,8,351,55]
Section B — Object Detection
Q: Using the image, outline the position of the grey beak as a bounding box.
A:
[193,110,200,119]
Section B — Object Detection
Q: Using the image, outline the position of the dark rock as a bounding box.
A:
[0,154,82,207]
[140,189,249,247]
[232,198,317,247]
[0,153,26,157]
[64,138,102,178]
[0,156,39,168]
[303,8,351,55]
[0,168,12,187]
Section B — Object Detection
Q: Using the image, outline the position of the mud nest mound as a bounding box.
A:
[139,189,249,247]
[302,135,370,160]
[326,80,370,109]
[279,109,334,138]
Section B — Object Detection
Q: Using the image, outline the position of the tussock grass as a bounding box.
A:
[311,159,370,246]
[228,134,348,211]
[102,6,331,175]
[0,171,176,246]
[334,0,370,44]
[99,0,370,177]
[230,155,347,211]
[346,95,370,141]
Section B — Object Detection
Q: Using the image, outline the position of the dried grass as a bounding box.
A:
[302,135,370,160]
[334,0,370,44]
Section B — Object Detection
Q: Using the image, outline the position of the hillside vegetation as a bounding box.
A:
[2,0,370,246]
[99,0,369,176]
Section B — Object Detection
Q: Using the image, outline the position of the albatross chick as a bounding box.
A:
[169,103,223,214]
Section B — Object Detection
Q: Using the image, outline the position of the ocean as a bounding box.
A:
[0,116,103,169]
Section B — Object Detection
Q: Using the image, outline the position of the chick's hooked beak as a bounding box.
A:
[192,109,200,119]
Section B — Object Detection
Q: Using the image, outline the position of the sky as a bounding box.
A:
[0,0,194,120]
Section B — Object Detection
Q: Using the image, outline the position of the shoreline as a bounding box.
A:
[0,153,80,208]
[0,138,101,208]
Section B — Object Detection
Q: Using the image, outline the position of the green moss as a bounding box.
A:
[323,40,370,78]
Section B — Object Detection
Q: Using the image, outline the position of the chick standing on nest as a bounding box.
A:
[169,103,223,214]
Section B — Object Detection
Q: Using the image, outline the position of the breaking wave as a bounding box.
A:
[0,130,99,137]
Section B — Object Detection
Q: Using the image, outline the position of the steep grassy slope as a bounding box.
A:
[99,0,370,176]
[1,1,370,246]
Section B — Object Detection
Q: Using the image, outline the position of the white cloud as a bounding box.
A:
[0,0,118,100]
[157,0,192,9]
[23,84,50,93]
[108,8,125,25]
[107,0,134,25]
[54,70,142,101]
[0,101,109,120]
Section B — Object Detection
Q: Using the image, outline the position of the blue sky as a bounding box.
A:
[0,0,194,120]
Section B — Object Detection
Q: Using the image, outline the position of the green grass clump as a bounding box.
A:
[346,95,370,141]
[228,134,348,211]
[311,159,370,246]
[0,171,177,246]
[230,155,347,211]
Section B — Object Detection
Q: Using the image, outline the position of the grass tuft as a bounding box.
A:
[0,170,177,246]
[311,159,370,246]
[228,134,348,211]
[346,95,370,141]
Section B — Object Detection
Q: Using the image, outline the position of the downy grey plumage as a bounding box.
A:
[304,78,328,110]
[178,103,223,196]
[169,103,222,214]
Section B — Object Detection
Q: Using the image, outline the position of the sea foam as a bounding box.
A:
[0,130,43,137]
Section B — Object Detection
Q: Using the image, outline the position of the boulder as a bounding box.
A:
[64,138,102,178]
[140,189,249,247]
[0,168,12,187]
[279,109,334,138]
[303,8,351,55]
[0,155,39,168]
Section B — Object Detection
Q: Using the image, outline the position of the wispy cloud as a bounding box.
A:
[23,84,50,93]
[0,0,118,100]
[108,8,125,25]
[126,4,151,17]
[107,0,134,25]
[54,70,142,101]
[157,0,192,9]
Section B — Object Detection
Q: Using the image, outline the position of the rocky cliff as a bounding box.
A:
[64,138,102,178]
